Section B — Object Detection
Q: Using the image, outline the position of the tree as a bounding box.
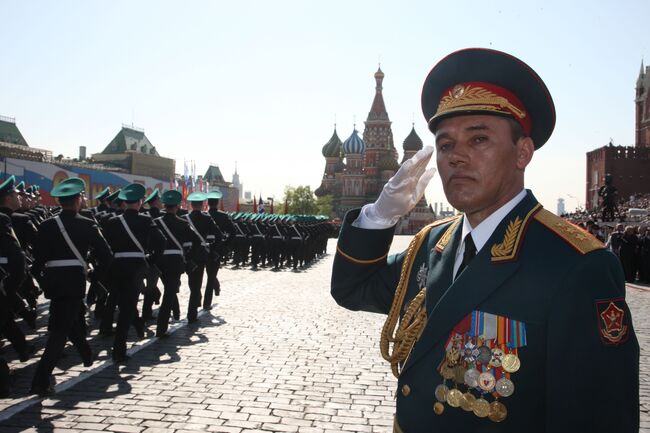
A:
[283,185,318,215]
[316,194,333,216]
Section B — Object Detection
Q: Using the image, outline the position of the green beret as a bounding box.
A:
[0,176,17,197]
[187,192,207,202]
[161,190,182,206]
[106,189,121,202]
[96,187,111,201]
[144,188,160,204]
[51,177,86,198]
[206,190,223,200]
[118,183,146,202]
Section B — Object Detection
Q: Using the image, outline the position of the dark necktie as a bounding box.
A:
[455,234,477,279]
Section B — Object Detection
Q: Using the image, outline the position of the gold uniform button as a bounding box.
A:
[401,384,411,397]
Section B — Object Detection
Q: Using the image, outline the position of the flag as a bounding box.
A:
[183,160,189,184]
[270,200,274,214]
[236,200,240,212]
[258,196,265,213]
[253,195,258,213]
[169,178,174,190]
[283,200,288,214]
[181,178,188,199]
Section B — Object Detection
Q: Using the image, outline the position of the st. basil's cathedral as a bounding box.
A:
[315,67,433,234]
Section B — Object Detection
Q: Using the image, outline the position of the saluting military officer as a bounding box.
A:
[103,183,165,362]
[185,192,219,321]
[153,190,202,337]
[30,178,112,396]
[142,188,163,321]
[331,48,639,432]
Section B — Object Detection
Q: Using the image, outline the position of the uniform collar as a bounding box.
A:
[460,189,527,254]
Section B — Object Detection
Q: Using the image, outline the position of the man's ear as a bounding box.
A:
[516,137,535,171]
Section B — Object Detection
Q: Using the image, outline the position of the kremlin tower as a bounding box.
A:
[315,67,433,234]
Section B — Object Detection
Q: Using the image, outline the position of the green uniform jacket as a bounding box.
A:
[331,191,639,433]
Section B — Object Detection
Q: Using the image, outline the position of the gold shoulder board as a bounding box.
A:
[533,208,604,254]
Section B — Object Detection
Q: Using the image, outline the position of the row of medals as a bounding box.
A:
[433,339,519,422]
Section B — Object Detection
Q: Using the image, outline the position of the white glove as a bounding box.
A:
[364,146,436,227]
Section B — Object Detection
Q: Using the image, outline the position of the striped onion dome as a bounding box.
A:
[403,125,423,151]
[322,128,342,158]
[342,129,365,155]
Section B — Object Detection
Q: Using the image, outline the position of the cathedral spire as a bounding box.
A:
[367,66,388,121]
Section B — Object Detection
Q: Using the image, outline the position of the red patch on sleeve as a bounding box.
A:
[595,299,630,346]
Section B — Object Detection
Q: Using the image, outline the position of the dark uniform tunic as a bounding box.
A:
[206,208,235,297]
[154,212,201,335]
[30,210,112,390]
[331,192,639,433]
[142,206,163,321]
[102,209,165,360]
[184,210,218,320]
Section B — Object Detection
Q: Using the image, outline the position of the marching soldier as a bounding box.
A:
[142,189,163,321]
[30,177,112,396]
[184,192,218,321]
[102,183,165,362]
[153,190,201,337]
[331,48,639,432]
[91,187,111,216]
[206,190,235,298]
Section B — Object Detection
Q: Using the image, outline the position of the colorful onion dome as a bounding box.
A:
[342,129,366,155]
[322,128,342,158]
[403,125,423,151]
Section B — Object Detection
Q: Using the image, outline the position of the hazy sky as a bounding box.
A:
[1,0,648,212]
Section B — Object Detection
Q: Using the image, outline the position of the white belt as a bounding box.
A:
[0,257,7,264]
[45,259,84,268]
[114,252,146,259]
[182,241,192,247]
[206,235,215,240]
[163,249,183,255]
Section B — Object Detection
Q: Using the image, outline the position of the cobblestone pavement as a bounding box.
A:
[0,236,648,432]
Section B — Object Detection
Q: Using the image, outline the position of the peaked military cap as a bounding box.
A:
[118,183,146,202]
[106,189,121,202]
[96,187,111,201]
[51,177,86,198]
[161,190,182,206]
[206,190,223,200]
[144,188,160,204]
[187,192,207,202]
[16,181,25,193]
[421,48,556,149]
[0,176,17,197]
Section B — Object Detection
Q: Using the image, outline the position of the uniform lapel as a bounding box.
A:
[401,191,540,374]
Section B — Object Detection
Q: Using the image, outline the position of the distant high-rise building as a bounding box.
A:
[557,198,566,215]
[232,162,243,199]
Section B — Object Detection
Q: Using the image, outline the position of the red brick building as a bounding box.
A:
[585,62,650,209]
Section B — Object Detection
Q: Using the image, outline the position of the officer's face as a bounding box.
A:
[435,115,534,224]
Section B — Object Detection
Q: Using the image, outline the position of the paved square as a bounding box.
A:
[0,236,648,432]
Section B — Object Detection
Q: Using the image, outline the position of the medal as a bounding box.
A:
[464,368,480,388]
[463,341,479,363]
[472,397,490,418]
[441,364,455,380]
[446,347,461,365]
[460,392,476,412]
[478,372,496,392]
[489,348,504,368]
[446,389,463,408]
[495,377,515,397]
[476,346,492,365]
[453,365,467,384]
[434,384,449,402]
[433,401,445,415]
[488,401,508,422]
[502,353,521,373]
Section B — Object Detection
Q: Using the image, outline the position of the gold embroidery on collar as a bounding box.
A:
[434,217,462,252]
[434,85,527,120]
[490,204,542,262]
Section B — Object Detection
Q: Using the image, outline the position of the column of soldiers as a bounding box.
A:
[0,178,236,396]
[0,176,334,397]
[606,223,650,283]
